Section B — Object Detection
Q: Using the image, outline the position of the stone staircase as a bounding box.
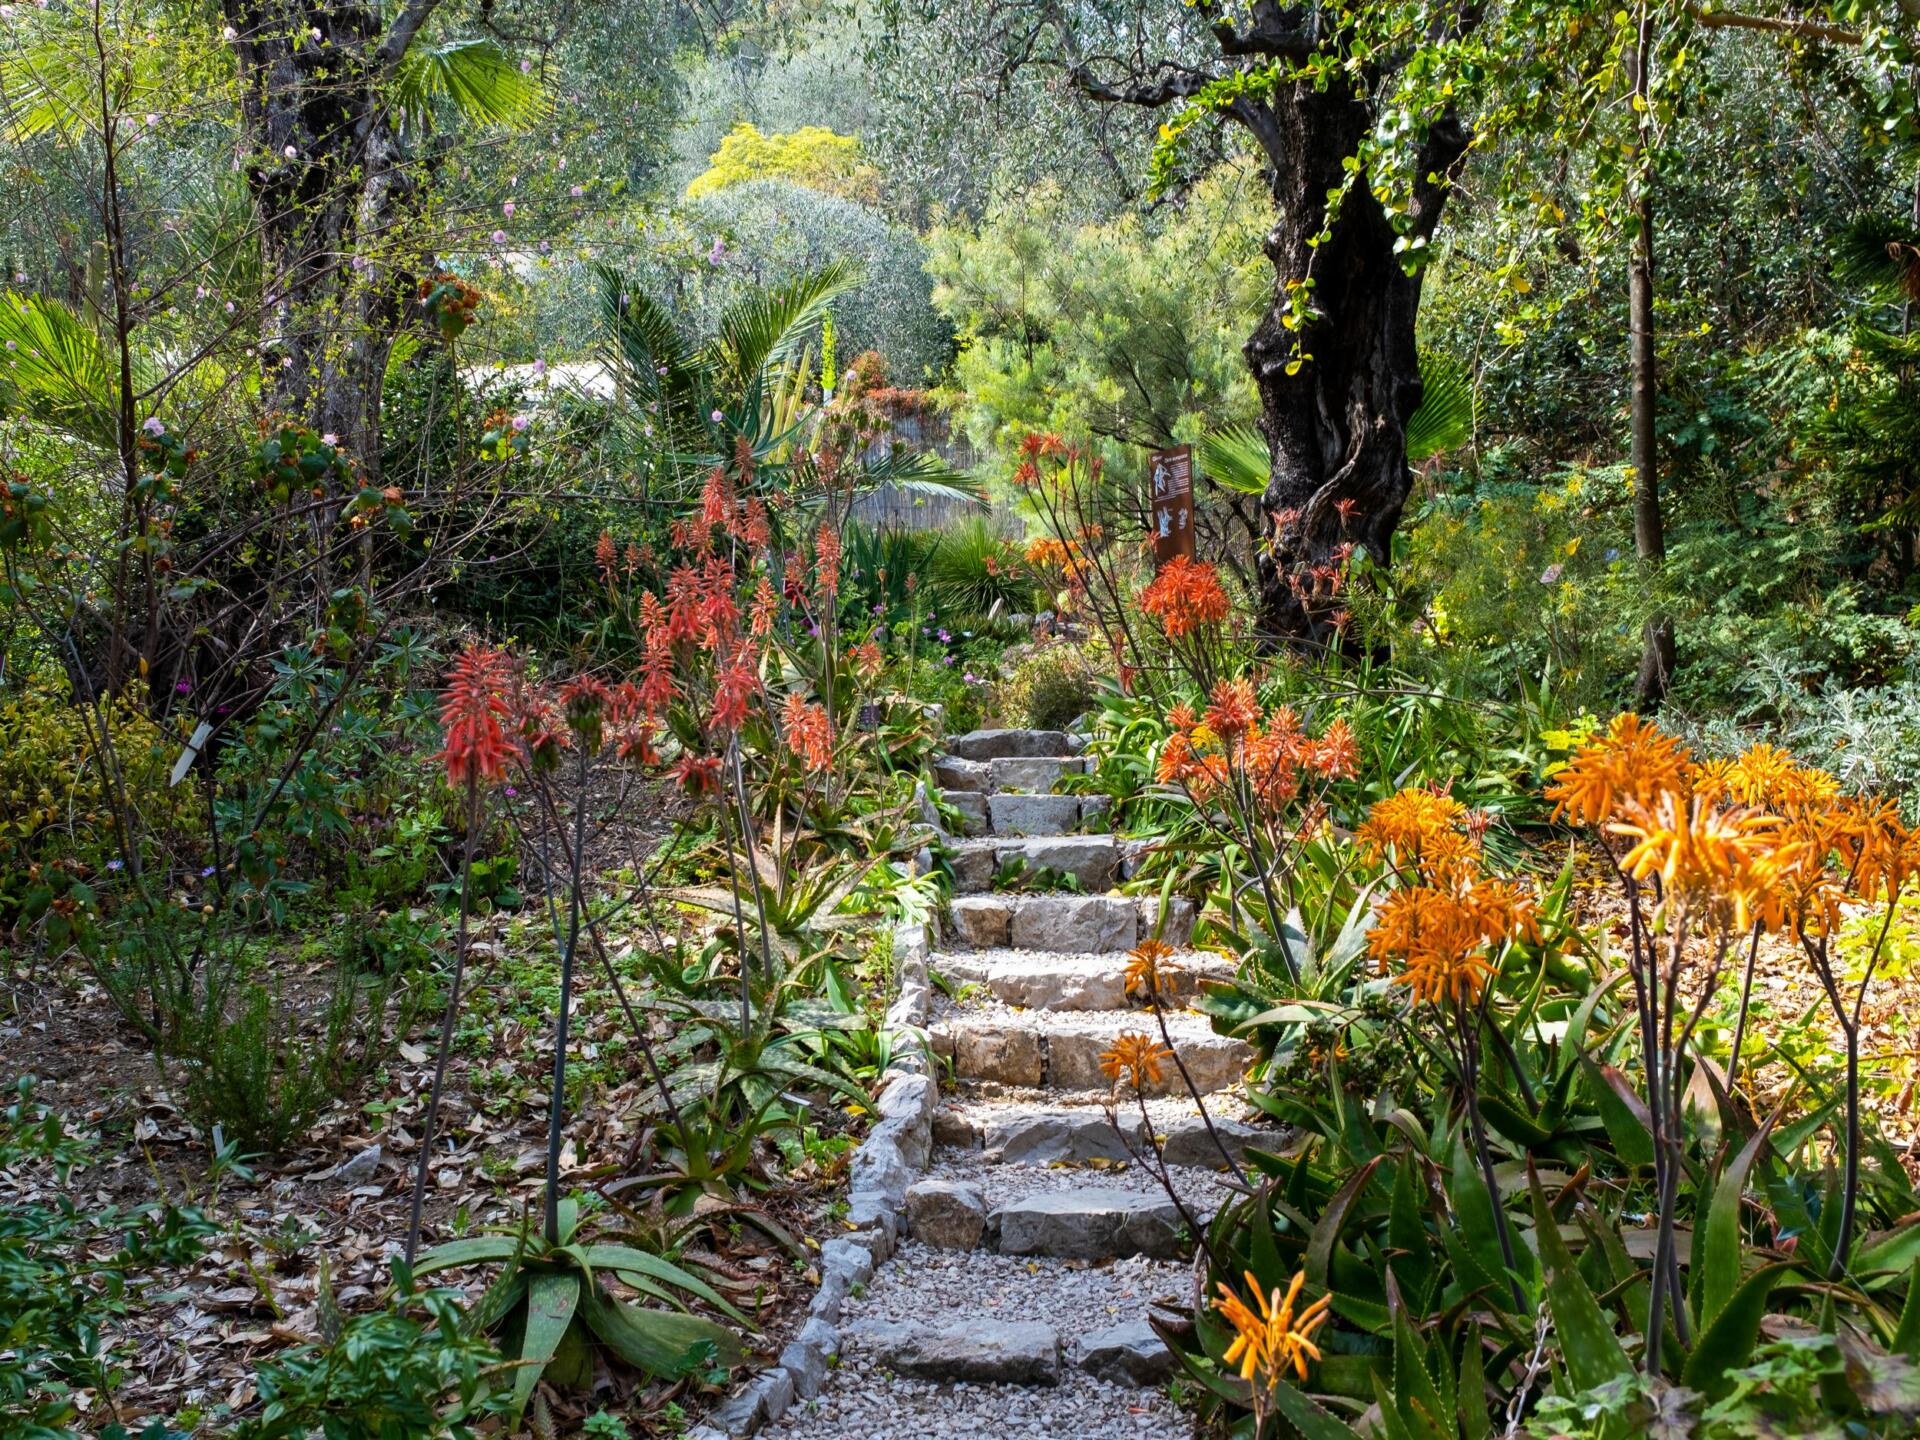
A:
[765,728,1265,1439]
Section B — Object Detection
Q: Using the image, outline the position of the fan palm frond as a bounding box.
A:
[710,263,855,400]
[0,292,122,449]
[1405,351,1475,461]
[1196,422,1269,495]
[393,39,545,129]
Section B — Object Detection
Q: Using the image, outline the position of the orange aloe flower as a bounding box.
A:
[1214,1269,1332,1386]
[1099,1031,1173,1090]
[1124,940,1184,1001]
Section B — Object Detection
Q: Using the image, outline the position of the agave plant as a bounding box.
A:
[413,1197,745,1419]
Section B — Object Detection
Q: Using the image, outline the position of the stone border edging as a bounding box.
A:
[696,918,938,1438]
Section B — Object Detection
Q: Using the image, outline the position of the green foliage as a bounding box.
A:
[233,1279,509,1440]
[1,1079,213,1437]
[392,40,545,130]
[923,515,1034,626]
[927,163,1270,474]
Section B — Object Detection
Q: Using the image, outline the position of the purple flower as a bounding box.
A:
[570,185,584,198]
[201,866,216,877]
[710,409,724,424]
[511,414,529,432]
[491,229,507,244]
[503,201,515,217]
[937,629,951,643]
[505,785,518,797]
[174,679,191,695]
[107,859,124,872]
[942,655,955,666]
[141,416,165,437]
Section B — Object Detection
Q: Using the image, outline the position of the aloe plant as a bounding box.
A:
[413,1197,745,1419]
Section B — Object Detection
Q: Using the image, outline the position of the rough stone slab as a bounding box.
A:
[845,1191,900,1246]
[946,840,1000,893]
[1045,1027,1251,1097]
[1002,835,1117,890]
[983,1109,1147,1166]
[710,1365,795,1436]
[1008,894,1137,953]
[778,1316,840,1400]
[942,789,988,836]
[989,755,1085,792]
[849,1133,911,1204]
[849,1318,1063,1386]
[938,947,1231,1011]
[946,729,1073,761]
[932,1107,981,1149]
[1161,1116,1269,1170]
[1138,895,1197,948]
[944,1022,1044,1088]
[948,895,1012,948]
[933,756,992,792]
[1079,795,1114,827]
[989,793,1084,837]
[942,952,1130,1011]
[819,1237,876,1289]
[993,1188,1186,1260]
[905,1179,988,1249]
[1073,1319,1175,1386]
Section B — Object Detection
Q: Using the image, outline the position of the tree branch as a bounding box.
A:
[376,0,446,71]
[1685,4,1862,46]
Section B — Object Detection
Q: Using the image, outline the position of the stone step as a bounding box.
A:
[930,1004,1253,1097]
[934,755,1086,795]
[945,728,1080,761]
[937,790,1114,838]
[946,835,1119,894]
[945,893,1195,953]
[844,1317,1062,1386]
[933,1099,1275,1171]
[937,946,1232,1011]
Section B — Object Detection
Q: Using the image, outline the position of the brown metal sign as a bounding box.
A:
[1149,444,1195,568]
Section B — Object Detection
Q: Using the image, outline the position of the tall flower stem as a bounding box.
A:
[543,741,592,1244]
[405,777,482,1266]
[1453,1008,1525,1312]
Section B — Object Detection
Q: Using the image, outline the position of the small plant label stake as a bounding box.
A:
[1148,444,1195,569]
[169,720,213,787]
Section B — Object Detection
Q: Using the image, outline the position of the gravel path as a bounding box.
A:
[765,1242,1196,1440]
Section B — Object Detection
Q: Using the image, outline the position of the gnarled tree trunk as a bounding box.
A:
[224,0,438,478]
[1240,89,1467,648]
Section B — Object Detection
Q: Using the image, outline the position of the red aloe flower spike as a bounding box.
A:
[435,645,517,788]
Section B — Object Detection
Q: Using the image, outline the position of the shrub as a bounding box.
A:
[925,515,1033,627]
[991,641,1103,730]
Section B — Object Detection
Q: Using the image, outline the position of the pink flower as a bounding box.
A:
[141,416,164,437]
[321,432,338,446]
[570,185,584,198]
[491,229,506,244]
[502,201,515,216]
[710,409,724,424]
[510,414,529,432]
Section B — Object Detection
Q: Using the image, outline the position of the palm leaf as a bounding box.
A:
[1197,422,1270,495]
[1406,352,1475,462]
[856,448,984,504]
[394,39,545,129]
[709,263,856,401]
[0,292,122,449]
